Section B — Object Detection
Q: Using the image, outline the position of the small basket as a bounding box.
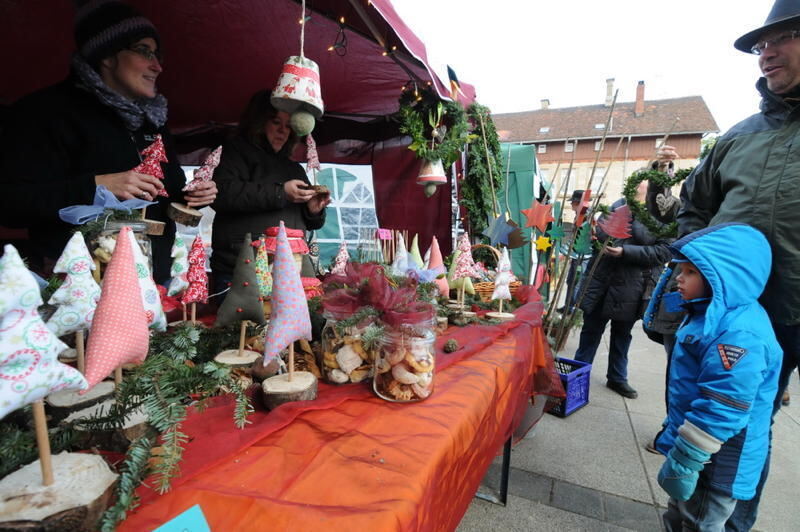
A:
[471,244,521,302]
[549,357,591,417]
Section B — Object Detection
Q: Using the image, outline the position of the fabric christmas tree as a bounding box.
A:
[127,230,167,331]
[46,232,101,337]
[263,222,312,364]
[330,241,349,275]
[427,236,449,297]
[0,245,87,419]
[448,250,475,295]
[254,236,272,298]
[491,247,513,301]
[184,146,222,192]
[167,233,190,297]
[215,233,266,327]
[391,233,410,276]
[182,236,208,304]
[134,134,169,197]
[409,234,425,269]
[82,227,150,391]
[598,205,633,240]
[452,233,478,280]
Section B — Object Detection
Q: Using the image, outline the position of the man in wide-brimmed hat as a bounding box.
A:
[647,0,800,530]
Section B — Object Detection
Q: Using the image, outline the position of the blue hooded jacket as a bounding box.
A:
[654,223,781,500]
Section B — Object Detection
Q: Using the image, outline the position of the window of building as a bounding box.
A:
[564,142,574,153]
[538,144,547,154]
[539,126,550,133]
[560,168,575,179]
[539,168,551,181]
[594,123,605,130]
[594,140,603,151]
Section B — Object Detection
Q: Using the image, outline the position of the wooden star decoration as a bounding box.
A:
[521,200,555,232]
[534,235,553,251]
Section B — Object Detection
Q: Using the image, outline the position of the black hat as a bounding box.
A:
[734,0,800,53]
[570,190,585,203]
[74,0,160,66]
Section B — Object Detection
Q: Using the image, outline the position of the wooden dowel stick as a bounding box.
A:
[76,329,85,375]
[288,343,295,382]
[191,303,197,324]
[499,299,504,314]
[238,321,247,357]
[182,302,187,322]
[32,400,54,486]
[114,366,123,385]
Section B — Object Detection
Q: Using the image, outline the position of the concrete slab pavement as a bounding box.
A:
[459,323,800,531]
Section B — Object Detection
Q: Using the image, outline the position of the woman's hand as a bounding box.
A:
[283,179,315,203]
[184,180,217,207]
[307,193,332,214]
[95,170,163,200]
[604,246,624,258]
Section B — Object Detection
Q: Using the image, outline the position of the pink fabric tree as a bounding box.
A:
[184,146,222,192]
[453,233,478,280]
[427,236,449,297]
[133,134,169,197]
[182,236,208,305]
[330,241,349,275]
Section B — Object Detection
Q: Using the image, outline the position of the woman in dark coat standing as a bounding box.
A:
[211,90,330,290]
[573,181,671,398]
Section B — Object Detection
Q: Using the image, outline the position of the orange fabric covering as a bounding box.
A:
[120,299,563,531]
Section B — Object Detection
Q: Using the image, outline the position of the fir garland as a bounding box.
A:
[463,103,504,234]
[622,168,693,239]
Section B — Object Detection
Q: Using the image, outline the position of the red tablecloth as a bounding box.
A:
[120,298,563,531]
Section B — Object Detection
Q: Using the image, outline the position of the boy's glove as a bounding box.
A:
[657,436,711,501]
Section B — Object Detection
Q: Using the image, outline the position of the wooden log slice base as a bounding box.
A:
[485,311,516,322]
[446,304,466,311]
[261,371,317,410]
[63,401,152,454]
[0,452,117,532]
[215,349,262,369]
[46,381,116,424]
[143,219,166,236]
[459,311,477,318]
[167,202,204,227]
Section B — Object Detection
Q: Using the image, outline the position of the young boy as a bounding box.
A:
[654,223,781,531]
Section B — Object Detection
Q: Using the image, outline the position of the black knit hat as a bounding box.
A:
[74,0,160,66]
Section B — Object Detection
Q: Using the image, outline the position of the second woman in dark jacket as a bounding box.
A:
[211,90,330,287]
[573,181,672,398]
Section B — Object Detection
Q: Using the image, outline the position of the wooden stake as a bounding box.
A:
[32,400,54,486]
[92,258,102,284]
[182,302,187,322]
[586,90,619,193]
[288,343,295,382]
[75,330,85,375]
[238,321,247,357]
[114,367,123,385]
[191,302,197,324]
[477,112,499,218]
[499,299,504,313]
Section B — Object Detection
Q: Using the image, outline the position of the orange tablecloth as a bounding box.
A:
[120,299,562,531]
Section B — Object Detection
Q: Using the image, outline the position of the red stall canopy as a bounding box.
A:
[0,0,477,254]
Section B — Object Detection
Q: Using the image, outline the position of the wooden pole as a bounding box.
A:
[114,366,123,385]
[288,343,295,382]
[499,299,504,313]
[477,112,499,218]
[585,90,619,193]
[238,321,247,357]
[459,282,466,309]
[32,400,54,486]
[75,330,85,374]
[191,302,197,324]
[182,302,187,322]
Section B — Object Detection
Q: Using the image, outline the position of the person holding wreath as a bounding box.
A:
[210,90,331,293]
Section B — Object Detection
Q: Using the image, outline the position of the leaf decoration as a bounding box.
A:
[573,221,593,256]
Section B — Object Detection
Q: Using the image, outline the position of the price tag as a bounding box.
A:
[153,504,210,532]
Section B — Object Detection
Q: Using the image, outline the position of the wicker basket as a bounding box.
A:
[471,244,521,302]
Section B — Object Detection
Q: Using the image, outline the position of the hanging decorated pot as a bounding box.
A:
[271,55,324,136]
[416,159,447,197]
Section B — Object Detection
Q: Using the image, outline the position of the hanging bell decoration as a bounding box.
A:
[417,159,447,198]
[271,56,325,136]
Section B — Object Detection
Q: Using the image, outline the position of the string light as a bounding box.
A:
[328,15,348,56]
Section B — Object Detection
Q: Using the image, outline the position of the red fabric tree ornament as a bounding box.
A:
[597,205,633,239]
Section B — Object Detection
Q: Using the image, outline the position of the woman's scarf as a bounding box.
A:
[71,53,168,131]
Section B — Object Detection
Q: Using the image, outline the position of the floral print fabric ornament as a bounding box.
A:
[255,236,272,298]
[167,233,190,297]
[182,236,208,304]
[82,227,150,391]
[330,241,348,275]
[184,146,222,192]
[46,232,101,337]
[0,245,87,419]
[263,222,312,364]
[127,230,167,331]
[134,134,169,197]
[453,233,478,280]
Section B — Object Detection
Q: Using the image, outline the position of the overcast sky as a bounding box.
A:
[393,0,773,133]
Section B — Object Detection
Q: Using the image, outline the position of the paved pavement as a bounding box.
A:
[458,324,800,532]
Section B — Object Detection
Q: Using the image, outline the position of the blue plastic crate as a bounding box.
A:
[549,357,591,417]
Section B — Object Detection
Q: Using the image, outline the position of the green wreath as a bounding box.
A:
[622,168,693,238]
[398,87,473,167]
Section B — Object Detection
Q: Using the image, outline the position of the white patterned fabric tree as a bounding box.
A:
[127,230,167,331]
[46,232,101,338]
[167,233,190,297]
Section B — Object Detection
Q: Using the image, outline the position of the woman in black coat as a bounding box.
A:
[210,90,330,289]
[573,181,672,398]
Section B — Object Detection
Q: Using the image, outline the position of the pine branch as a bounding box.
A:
[100,436,154,532]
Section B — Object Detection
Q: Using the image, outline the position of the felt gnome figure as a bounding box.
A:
[127,229,167,332]
[391,233,410,276]
[427,236,449,298]
[46,232,101,338]
[487,247,515,320]
[409,234,425,269]
[82,227,150,391]
[330,241,349,275]
[214,234,266,367]
[261,222,317,409]
[0,245,88,419]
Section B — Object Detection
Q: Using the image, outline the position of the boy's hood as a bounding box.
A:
[670,223,771,338]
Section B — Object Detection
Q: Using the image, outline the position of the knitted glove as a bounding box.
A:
[657,436,711,501]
